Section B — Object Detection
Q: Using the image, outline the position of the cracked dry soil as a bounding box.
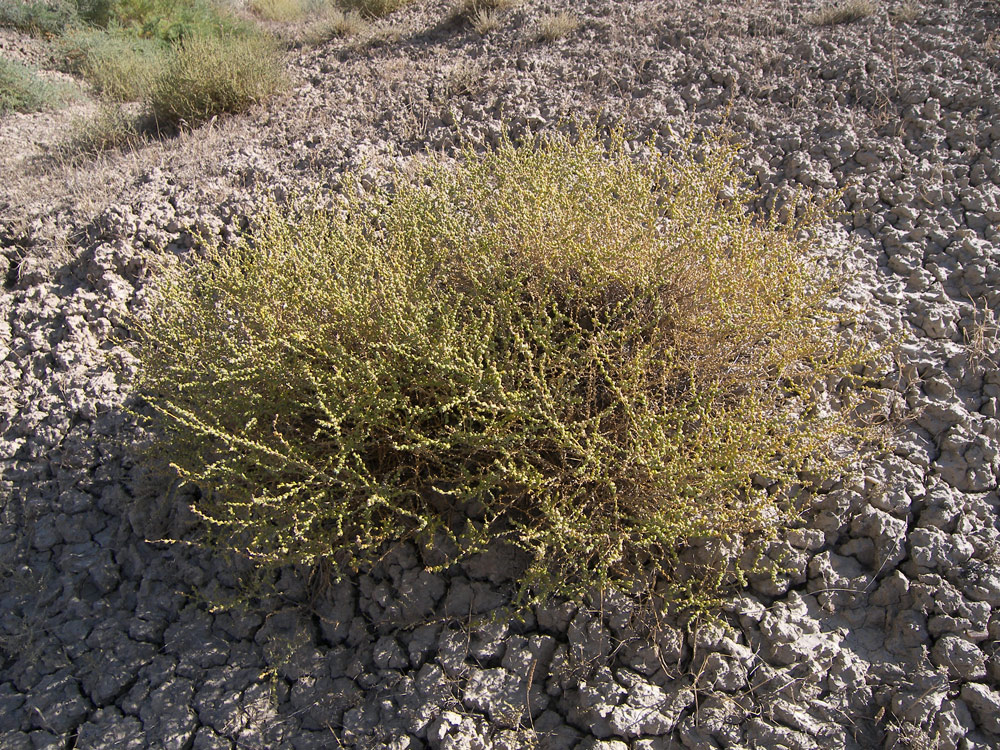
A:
[1,0,999,748]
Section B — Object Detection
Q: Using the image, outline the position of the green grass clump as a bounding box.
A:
[62,1,279,128]
[84,0,247,42]
[0,56,69,113]
[299,8,366,43]
[132,129,885,609]
[1,0,283,142]
[149,32,284,127]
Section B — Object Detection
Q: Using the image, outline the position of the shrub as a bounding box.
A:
[0,56,69,113]
[61,28,168,100]
[149,32,285,128]
[132,129,884,609]
[1,0,245,39]
[74,0,117,26]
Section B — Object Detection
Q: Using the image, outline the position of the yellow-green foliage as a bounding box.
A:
[132,129,884,608]
[150,32,285,128]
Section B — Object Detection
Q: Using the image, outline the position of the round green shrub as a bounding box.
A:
[132,129,885,608]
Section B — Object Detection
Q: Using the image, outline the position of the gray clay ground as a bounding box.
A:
[1,0,1000,748]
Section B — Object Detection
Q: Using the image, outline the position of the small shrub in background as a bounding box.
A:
[132,128,886,610]
[74,0,116,26]
[150,32,285,128]
[250,0,313,22]
[108,0,248,41]
[470,6,501,34]
[808,0,876,25]
[0,56,70,113]
[1,0,248,38]
[299,7,366,43]
[0,0,286,144]
[61,28,168,100]
[341,0,414,18]
[0,0,79,35]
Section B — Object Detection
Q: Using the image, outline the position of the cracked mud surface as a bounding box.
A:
[1,0,999,748]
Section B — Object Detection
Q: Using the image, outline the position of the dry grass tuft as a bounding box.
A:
[341,0,415,18]
[808,0,876,26]
[889,1,920,23]
[962,300,999,373]
[471,6,501,34]
[299,7,367,44]
[454,0,520,33]
[537,10,579,41]
[458,0,521,13]
[440,60,488,99]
